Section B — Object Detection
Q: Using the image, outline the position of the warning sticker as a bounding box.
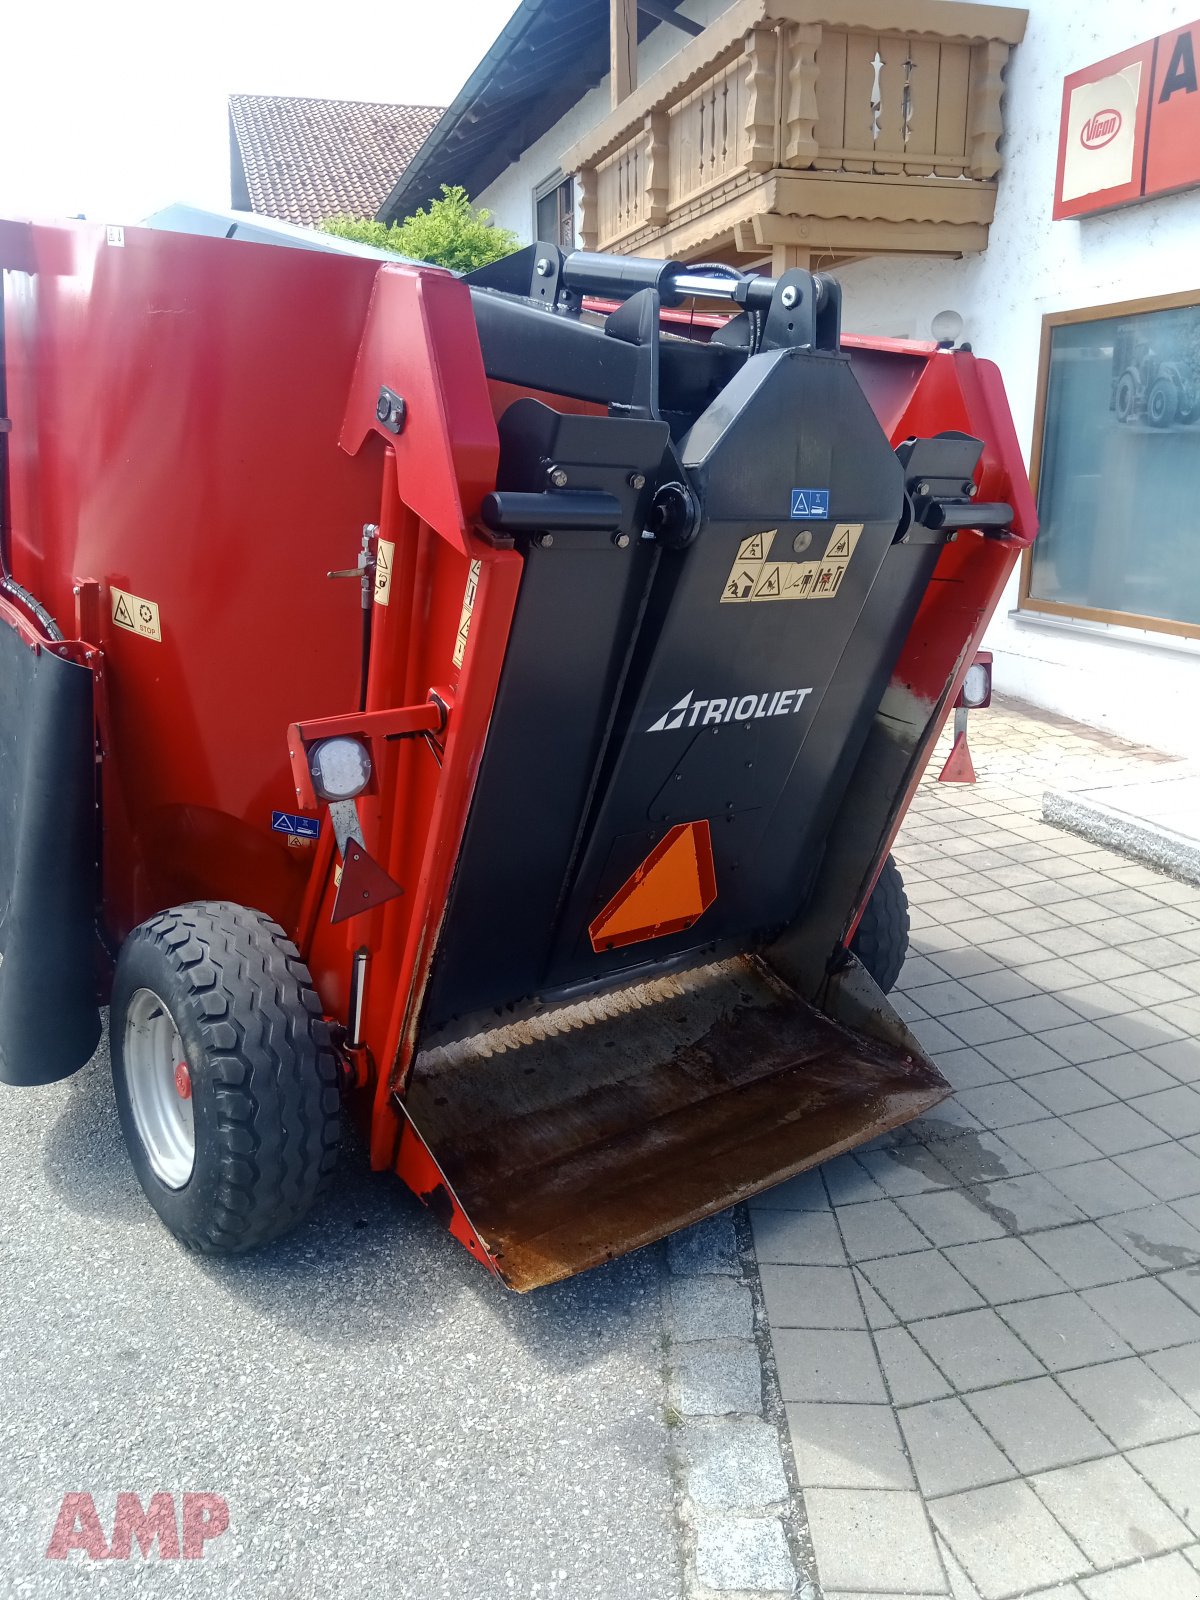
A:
[110,585,162,641]
[271,810,320,840]
[374,539,395,607]
[791,487,830,518]
[452,558,481,669]
[720,524,864,604]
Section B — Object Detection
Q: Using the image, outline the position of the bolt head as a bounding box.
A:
[535,532,554,549]
[917,481,931,497]
[613,532,630,548]
[548,465,569,489]
[535,257,552,276]
[780,284,799,309]
[628,472,646,491]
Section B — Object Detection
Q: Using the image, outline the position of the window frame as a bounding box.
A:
[1020,286,1200,643]
[533,171,575,251]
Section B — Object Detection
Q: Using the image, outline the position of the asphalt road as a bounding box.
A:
[0,1036,682,1599]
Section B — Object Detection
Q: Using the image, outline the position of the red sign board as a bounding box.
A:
[1054,20,1200,218]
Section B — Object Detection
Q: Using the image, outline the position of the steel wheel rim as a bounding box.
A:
[124,987,196,1189]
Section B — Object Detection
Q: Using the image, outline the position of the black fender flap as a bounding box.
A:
[0,619,100,1084]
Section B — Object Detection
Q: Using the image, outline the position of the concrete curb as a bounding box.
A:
[1042,788,1200,885]
[661,1210,816,1599]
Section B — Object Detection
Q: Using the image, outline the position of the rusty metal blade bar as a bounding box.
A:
[406,956,949,1290]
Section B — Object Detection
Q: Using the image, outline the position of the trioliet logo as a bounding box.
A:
[1080,108,1122,147]
[646,687,813,733]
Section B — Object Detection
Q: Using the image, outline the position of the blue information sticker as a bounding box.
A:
[271,810,320,840]
[791,487,830,518]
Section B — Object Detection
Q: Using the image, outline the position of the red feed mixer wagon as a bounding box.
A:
[0,213,1035,1290]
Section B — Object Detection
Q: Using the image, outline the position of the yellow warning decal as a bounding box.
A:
[721,524,864,604]
[452,558,482,669]
[374,539,395,607]
[110,585,162,642]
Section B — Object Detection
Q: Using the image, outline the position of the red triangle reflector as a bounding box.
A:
[331,840,404,924]
[588,820,717,953]
[938,731,977,784]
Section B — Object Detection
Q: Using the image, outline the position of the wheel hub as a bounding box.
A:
[124,988,196,1189]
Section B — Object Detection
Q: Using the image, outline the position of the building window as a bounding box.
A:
[1022,292,1200,639]
[534,174,575,251]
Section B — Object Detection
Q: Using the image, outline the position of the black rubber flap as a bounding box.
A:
[0,622,100,1084]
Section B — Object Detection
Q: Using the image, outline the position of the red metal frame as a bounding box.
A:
[1,220,1035,1271]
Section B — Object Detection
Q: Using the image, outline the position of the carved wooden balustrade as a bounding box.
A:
[562,0,1027,269]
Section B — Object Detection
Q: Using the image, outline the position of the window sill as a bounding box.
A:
[1007,606,1200,660]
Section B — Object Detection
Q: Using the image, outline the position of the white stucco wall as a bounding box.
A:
[476,0,735,241]
[476,2,1200,757]
[834,3,1200,757]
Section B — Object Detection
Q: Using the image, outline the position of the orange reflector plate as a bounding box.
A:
[588,820,717,953]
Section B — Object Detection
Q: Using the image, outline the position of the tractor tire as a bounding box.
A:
[1113,369,1138,423]
[1147,375,1180,428]
[110,901,340,1255]
[850,855,910,994]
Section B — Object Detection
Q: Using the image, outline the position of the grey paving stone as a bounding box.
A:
[1147,1341,1200,1411]
[668,1211,741,1277]
[963,969,1040,1006]
[854,1270,899,1330]
[1100,1010,1187,1052]
[910,1100,986,1142]
[931,1130,1032,1185]
[805,1488,944,1594]
[823,1155,886,1207]
[1065,945,1151,981]
[1116,1143,1200,1202]
[896,1188,1007,1247]
[898,955,950,990]
[1058,981,1143,1021]
[759,1264,864,1330]
[971,1173,1085,1232]
[998,994,1082,1032]
[1039,1022,1131,1066]
[1013,956,1097,989]
[693,1514,796,1593]
[1084,1053,1178,1100]
[898,1395,1016,1497]
[861,1249,984,1322]
[933,1047,1005,1091]
[785,1402,913,1490]
[670,1274,754,1341]
[1099,1204,1200,1271]
[1128,1434,1200,1532]
[1048,1159,1158,1219]
[750,1206,846,1266]
[999,1292,1133,1372]
[676,1341,764,1417]
[1161,1266,1200,1315]
[1079,1550,1200,1599]
[912,1018,968,1057]
[979,1035,1072,1079]
[835,1197,931,1261]
[930,1480,1089,1599]
[965,1376,1111,1473]
[1058,1356,1200,1448]
[1083,1277,1200,1353]
[750,1167,830,1211]
[1031,1454,1191,1567]
[933,946,1003,980]
[983,936,1062,969]
[874,1325,953,1406]
[857,1143,957,1198]
[1137,1085,1200,1140]
[998,1119,1104,1170]
[1064,1104,1166,1157]
[915,979,988,1018]
[681,1418,790,1509]
[945,1007,1026,1048]
[772,1328,888,1404]
[945,1237,1070,1304]
[910,1306,1045,1391]
[954,1080,1050,1131]
[1124,936,1200,970]
[1023,1066,1116,1116]
[1024,1222,1144,1289]
[1147,1038,1200,1084]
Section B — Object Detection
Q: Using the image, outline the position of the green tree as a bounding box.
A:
[320,185,519,274]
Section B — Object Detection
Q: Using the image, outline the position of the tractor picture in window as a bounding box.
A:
[1111,321,1200,429]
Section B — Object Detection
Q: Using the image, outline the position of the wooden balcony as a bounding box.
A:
[561,0,1027,270]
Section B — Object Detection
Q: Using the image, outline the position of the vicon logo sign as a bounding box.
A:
[1081,108,1122,146]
